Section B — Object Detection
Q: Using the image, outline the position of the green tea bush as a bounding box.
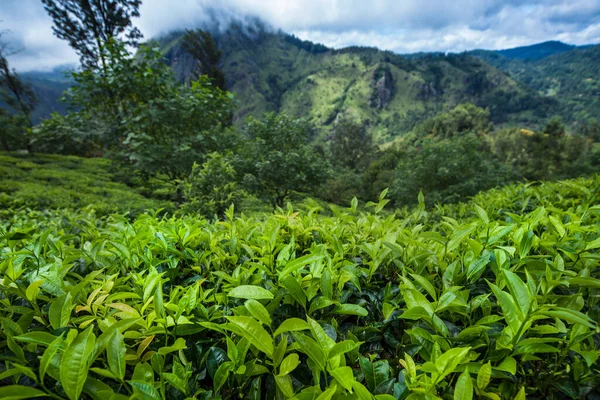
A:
[0,176,599,399]
[0,152,171,215]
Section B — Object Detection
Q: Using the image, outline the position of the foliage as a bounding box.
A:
[488,128,599,181]
[475,44,600,124]
[543,116,566,137]
[329,116,376,171]
[238,112,329,208]
[0,152,171,215]
[414,103,493,139]
[1,175,599,399]
[41,0,142,71]
[31,112,105,156]
[180,152,245,218]
[0,32,37,151]
[182,29,226,90]
[37,40,234,180]
[391,134,513,206]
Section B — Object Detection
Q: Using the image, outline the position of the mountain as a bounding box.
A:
[21,67,73,123]
[471,43,600,123]
[495,41,579,61]
[15,21,566,141]
[156,22,554,142]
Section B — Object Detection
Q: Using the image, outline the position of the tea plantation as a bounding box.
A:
[0,174,599,399]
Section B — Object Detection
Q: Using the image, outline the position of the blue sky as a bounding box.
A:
[2,0,600,71]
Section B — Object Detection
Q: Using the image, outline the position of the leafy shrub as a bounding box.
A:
[0,176,599,399]
[238,113,329,208]
[180,152,245,218]
[0,152,171,215]
[391,134,514,206]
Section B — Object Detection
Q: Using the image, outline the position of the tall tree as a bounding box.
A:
[239,113,329,208]
[182,29,226,90]
[41,0,142,71]
[0,31,37,151]
[329,116,375,171]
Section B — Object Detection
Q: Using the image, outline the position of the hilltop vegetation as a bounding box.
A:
[0,152,171,215]
[472,43,600,125]
[157,23,553,142]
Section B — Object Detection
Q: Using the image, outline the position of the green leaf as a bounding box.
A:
[273,318,311,337]
[514,387,526,400]
[280,275,307,308]
[315,386,336,400]
[60,326,96,400]
[503,270,531,316]
[228,285,274,300]
[454,370,473,400]
[292,332,326,371]
[497,356,517,375]
[467,253,491,283]
[107,330,126,381]
[474,204,489,225]
[488,281,521,334]
[435,347,470,377]
[214,362,233,392]
[585,236,600,251]
[333,304,368,317]
[48,293,73,330]
[537,308,596,329]
[158,338,187,355]
[279,353,300,376]
[128,381,161,400]
[447,224,476,253]
[226,316,274,358]
[14,331,60,347]
[40,333,64,381]
[275,374,295,398]
[330,366,355,392]
[410,273,438,301]
[0,386,48,400]
[308,296,334,315]
[244,299,272,327]
[519,230,534,259]
[279,254,323,279]
[477,362,491,390]
[329,340,361,360]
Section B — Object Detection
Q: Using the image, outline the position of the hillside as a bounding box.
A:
[157,23,554,142]
[494,40,580,61]
[20,68,72,123]
[472,43,600,123]
[0,152,171,214]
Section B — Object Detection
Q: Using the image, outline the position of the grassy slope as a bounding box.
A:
[0,152,172,215]
[159,26,552,143]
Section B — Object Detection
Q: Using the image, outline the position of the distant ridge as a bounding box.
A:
[495,41,578,61]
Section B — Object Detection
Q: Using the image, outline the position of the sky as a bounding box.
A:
[2,0,600,71]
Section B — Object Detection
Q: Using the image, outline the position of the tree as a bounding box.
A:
[181,152,245,218]
[0,31,37,151]
[329,116,375,171]
[391,134,512,206]
[182,29,226,90]
[239,113,329,208]
[34,40,235,180]
[41,0,142,71]
[543,116,566,137]
[415,103,493,138]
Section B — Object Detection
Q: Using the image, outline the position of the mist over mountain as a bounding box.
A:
[18,16,600,140]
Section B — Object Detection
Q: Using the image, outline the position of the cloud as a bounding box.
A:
[1,0,600,71]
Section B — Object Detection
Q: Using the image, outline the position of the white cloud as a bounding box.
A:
[1,0,600,71]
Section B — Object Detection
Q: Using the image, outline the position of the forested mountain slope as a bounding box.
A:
[157,22,553,142]
[472,43,600,123]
